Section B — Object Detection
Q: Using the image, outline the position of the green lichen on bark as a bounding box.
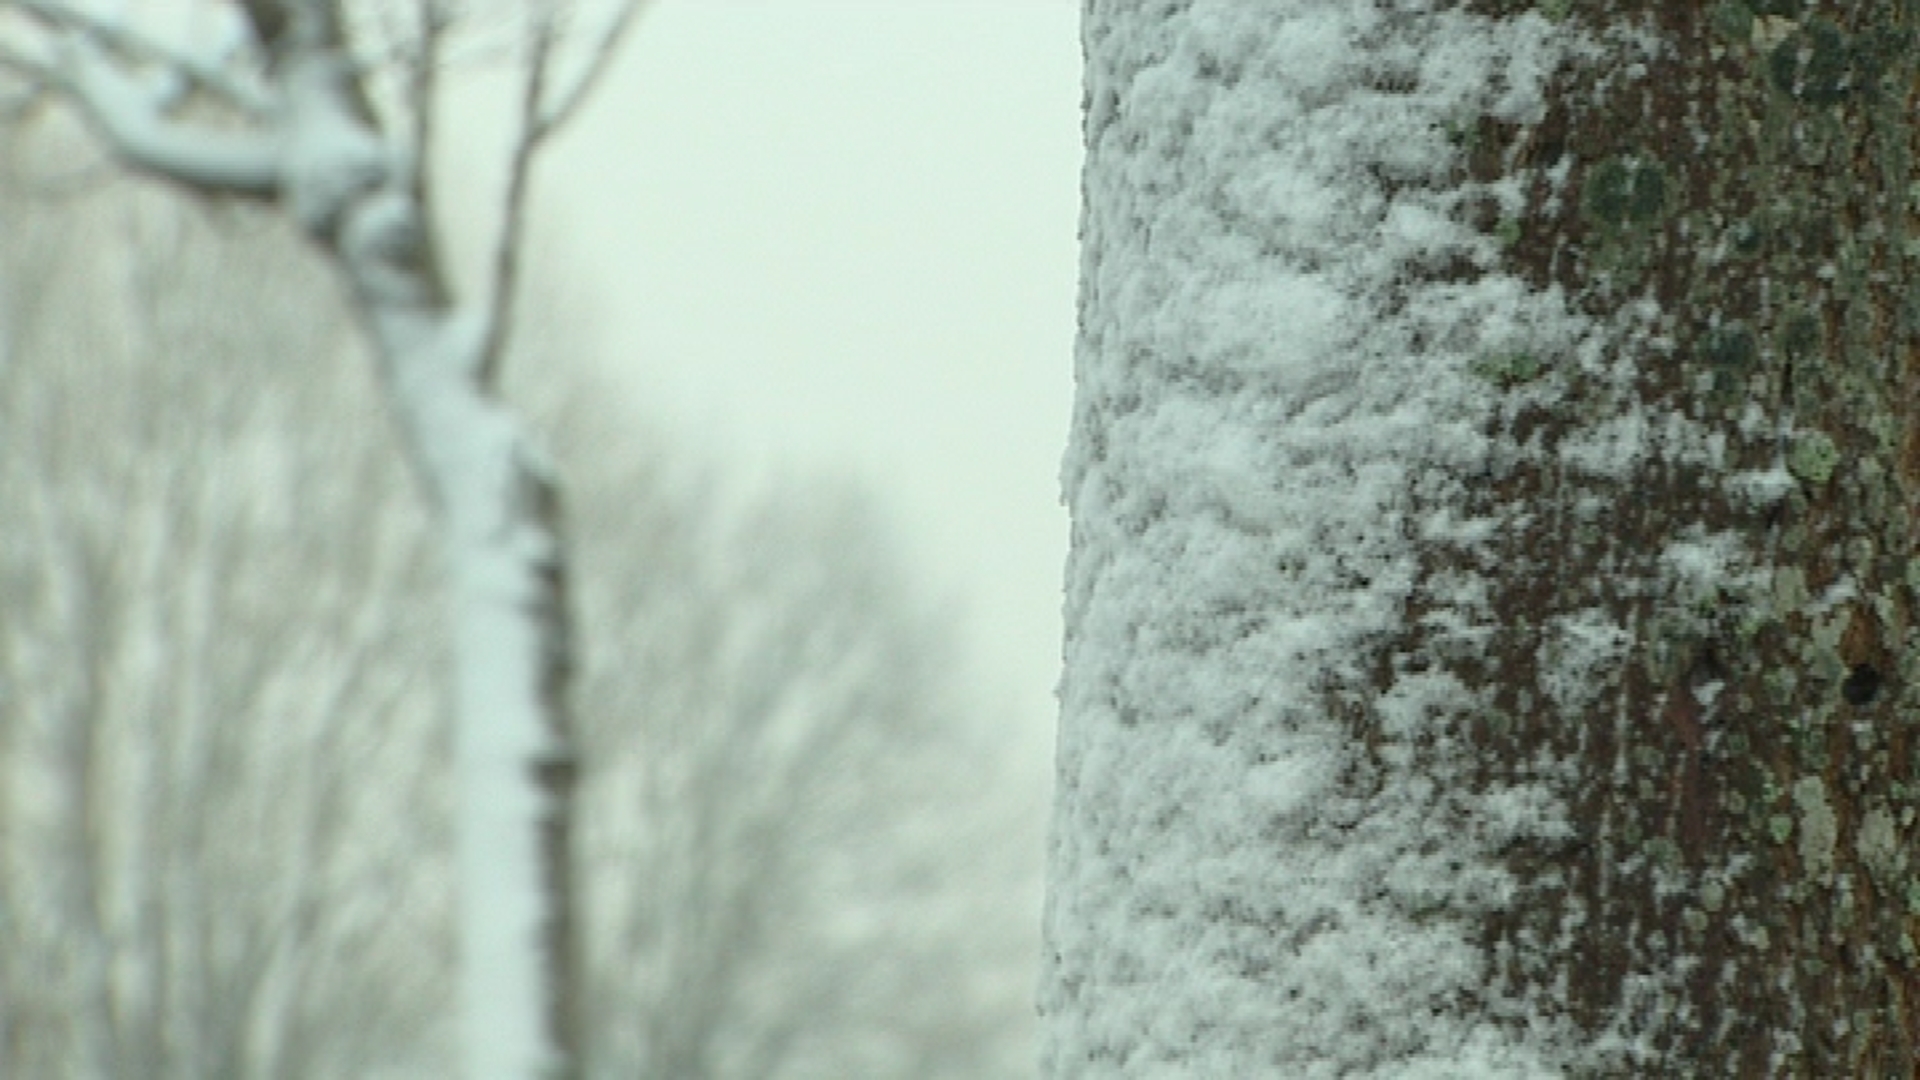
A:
[1471,350,1548,386]
[1789,430,1842,485]
[1459,0,1920,1072]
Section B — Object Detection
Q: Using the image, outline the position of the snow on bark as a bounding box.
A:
[1045,3,1591,1074]
[425,336,564,1080]
[324,104,567,1080]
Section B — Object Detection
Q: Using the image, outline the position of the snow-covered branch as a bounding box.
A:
[55,34,278,196]
[3,1,280,193]
[17,0,271,117]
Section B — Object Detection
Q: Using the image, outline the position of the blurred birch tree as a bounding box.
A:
[0,2,638,1075]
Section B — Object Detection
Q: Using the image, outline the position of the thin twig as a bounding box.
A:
[406,0,446,212]
[398,0,451,292]
[535,0,646,141]
[475,8,555,387]
[474,0,646,385]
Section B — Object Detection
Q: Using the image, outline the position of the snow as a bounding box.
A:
[401,308,558,1080]
[280,53,396,238]
[1659,529,1747,606]
[1539,609,1632,714]
[1047,3,1595,1074]
[295,52,559,1080]
[1726,464,1795,509]
[63,34,278,196]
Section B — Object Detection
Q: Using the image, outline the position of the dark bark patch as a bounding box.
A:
[1842,662,1884,706]
[1581,154,1669,228]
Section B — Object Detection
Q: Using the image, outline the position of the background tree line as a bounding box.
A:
[0,127,1040,1078]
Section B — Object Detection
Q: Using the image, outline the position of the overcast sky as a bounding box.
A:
[499,2,1084,754]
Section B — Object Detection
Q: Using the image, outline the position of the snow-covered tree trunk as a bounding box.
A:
[226,20,578,1080]
[236,20,580,1080]
[0,2,638,1076]
[1047,2,1920,1074]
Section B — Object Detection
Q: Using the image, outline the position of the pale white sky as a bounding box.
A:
[521,2,1083,749]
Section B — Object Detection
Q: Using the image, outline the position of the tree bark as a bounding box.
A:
[1046,2,1920,1074]
[1469,2,1920,1072]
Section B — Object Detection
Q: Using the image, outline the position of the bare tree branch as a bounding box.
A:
[534,0,645,141]
[476,1,642,386]
[474,7,552,387]
[406,0,449,214]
